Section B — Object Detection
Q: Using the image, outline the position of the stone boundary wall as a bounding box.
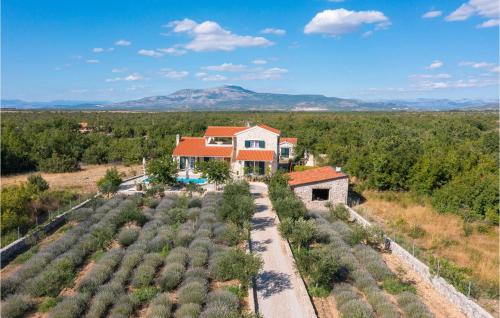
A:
[0,175,146,267]
[0,196,96,268]
[345,205,493,318]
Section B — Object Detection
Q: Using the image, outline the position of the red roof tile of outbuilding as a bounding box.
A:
[236,150,275,161]
[288,166,347,186]
[172,137,232,157]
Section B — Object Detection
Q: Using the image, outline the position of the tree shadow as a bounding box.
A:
[252,216,275,231]
[256,270,292,298]
[255,204,268,212]
[251,238,272,252]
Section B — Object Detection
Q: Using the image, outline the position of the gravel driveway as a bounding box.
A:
[250,182,317,318]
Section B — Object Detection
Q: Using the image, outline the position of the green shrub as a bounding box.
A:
[328,204,350,222]
[147,292,173,318]
[178,281,207,305]
[133,286,158,303]
[279,217,317,251]
[117,228,139,246]
[1,294,36,318]
[119,204,147,225]
[38,297,62,312]
[212,249,262,288]
[158,263,185,291]
[175,303,201,318]
[48,293,90,318]
[382,278,416,294]
[408,224,426,239]
[397,291,433,318]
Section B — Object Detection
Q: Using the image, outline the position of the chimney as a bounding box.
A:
[336,166,342,172]
[175,134,180,146]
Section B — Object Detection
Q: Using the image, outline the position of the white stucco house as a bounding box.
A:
[172,124,297,177]
[288,166,349,207]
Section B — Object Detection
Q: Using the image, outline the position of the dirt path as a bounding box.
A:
[382,252,466,318]
[249,182,317,318]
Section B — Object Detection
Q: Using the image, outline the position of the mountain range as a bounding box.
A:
[2,86,497,111]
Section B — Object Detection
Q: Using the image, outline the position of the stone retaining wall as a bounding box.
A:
[0,197,95,268]
[345,205,493,318]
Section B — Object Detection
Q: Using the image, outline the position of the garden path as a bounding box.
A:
[250,182,317,318]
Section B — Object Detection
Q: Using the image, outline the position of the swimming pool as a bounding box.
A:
[176,177,208,185]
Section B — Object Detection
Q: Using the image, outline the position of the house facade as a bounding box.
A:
[172,124,297,177]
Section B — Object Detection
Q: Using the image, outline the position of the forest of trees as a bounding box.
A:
[2,110,498,222]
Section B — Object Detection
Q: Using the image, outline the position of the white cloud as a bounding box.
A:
[304,9,390,36]
[115,39,131,46]
[477,18,500,28]
[157,47,187,56]
[409,73,452,79]
[422,10,442,18]
[446,0,499,25]
[86,59,99,64]
[93,47,114,53]
[112,67,127,73]
[159,68,189,79]
[426,60,443,69]
[459,61,497,69]
[252,59,267,65]
[138,49,164,58]
[204,63,247,72]
[239,67,288,80]
[362,30,374,37]
[195,73,228,81]
[167,18,273,51]
[490,66,500,72]
[261,28,286,35]
[106,73,143,82]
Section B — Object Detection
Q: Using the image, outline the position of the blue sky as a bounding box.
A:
[2,0,499,101]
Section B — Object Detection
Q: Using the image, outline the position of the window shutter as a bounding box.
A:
[259,140,265,148]
[245,140,250,148]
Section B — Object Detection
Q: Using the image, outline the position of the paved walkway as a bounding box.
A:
[250,182,317,318]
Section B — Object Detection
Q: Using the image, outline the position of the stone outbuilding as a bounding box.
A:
[287,166,348,208]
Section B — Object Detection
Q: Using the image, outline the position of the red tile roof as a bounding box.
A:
[173,137,232,157]
[287,166,347,186]
[236,150,274,161]
[204,126,247,137]
[258,124,280,135]
[280,137,298,145]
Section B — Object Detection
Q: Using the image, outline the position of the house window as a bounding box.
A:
[245,140,265,148]
[280,147,290,158]
[312,188,330,201]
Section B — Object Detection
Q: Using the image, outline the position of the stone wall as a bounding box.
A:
[293,177,348,208]
[345,205,493,318]
[0,197,94,268]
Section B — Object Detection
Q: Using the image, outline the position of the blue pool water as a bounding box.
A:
[176,177,208,184]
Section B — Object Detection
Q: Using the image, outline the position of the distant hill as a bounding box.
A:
[2,86,497,111]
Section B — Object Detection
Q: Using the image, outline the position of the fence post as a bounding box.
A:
[17,227,20,240]
[467,281,471,297]
[437,259,441,277]
[412,241,415,256]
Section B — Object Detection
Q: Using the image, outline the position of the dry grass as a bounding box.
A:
[1,163,142,194]
[358,190,499,290]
